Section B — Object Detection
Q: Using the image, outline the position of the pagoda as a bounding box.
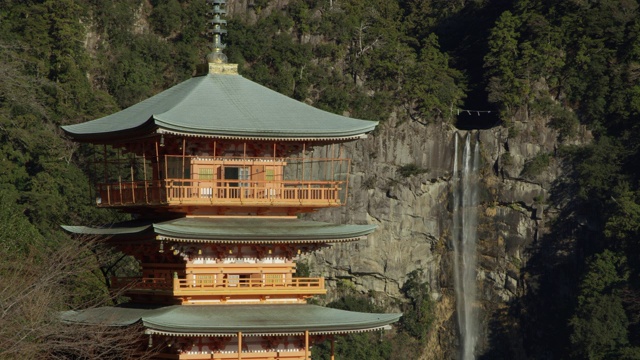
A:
[60,1,400,359]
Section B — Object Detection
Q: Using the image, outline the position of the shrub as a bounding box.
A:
[520,153,551,178]
[397,163,428,178]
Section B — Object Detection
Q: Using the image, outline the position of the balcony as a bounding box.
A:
[111,275,326,297]
[96,179,343,208]
[157,351,309,360]
[94,155,349,210]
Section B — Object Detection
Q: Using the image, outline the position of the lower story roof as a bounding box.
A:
[61,217,376,244]
[61,304,401,336]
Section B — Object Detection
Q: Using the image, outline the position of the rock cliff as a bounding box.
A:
[304,114,586,358]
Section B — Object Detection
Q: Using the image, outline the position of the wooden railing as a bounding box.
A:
[96,181,165,206]
[111,276,324,294]
[173,276,324,292]
[110,277,172,290]
[155,350,309,360]
[96,179,343,207]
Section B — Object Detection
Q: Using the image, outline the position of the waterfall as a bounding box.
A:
[452,132,480,360]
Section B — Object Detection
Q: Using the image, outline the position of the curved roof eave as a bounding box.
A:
[155,127,370,142]
[144,324,394,337]
[61,73,379,143]
[60,304,401,335]
[61,218,377,243]
[60,223,154,237]
[140,304,401,334]
[152,218,377,241]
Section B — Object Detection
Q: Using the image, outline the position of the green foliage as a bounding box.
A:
[485,10,526,118]
[570,250,631,360]
[571,294,629,360]
[226,0,465,124]
[312,292,391,360]
[0,190,45,256]
[313,270,434,359]
[294,261,311,278]
[566,137,624,204]
[399,270,435,339]
[604,185,640,243]
[530,97,579,140]
[520,152,551,179]
[404,34,466,122]
[397,163,428,178]
[501,152,513,167]
[150,0,182,37]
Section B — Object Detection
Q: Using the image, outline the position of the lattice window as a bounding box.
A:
[227,274,239,287]
[265,274,283,285]
[199,168,214,180]
[265,168,275,181]
[198,274,214,286]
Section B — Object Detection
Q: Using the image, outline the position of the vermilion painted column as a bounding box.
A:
[331,337,335,360]
[305,330,309,360]
[238,331,242,360]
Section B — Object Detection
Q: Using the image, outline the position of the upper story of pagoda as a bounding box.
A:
[62,63,377,216]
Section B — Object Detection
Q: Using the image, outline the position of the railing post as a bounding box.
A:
[118,176,123,204]
[173,272,179,291]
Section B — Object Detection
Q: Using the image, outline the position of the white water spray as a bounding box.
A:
[452,132,480,360]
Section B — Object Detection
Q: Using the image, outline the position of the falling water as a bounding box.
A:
[452,132,480,360]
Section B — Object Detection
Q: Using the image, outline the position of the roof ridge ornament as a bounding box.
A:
[206,0,228,64]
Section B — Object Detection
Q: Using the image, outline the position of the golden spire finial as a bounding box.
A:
[207,0,228,64]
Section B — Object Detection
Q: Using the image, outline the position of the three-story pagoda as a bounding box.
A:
[60,2,399,359]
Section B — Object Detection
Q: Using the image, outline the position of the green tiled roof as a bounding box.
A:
[62,217,376,243]
[60,306,151,327]
[61,304,401,335]
[153,217,376,242]
[61,73,377,142]
[60,223,152,236]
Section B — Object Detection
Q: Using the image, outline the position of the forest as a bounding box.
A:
[0,0,639,359]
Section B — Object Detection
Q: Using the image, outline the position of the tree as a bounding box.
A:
[0,196,150,359]
[399,269,435,339]
[404,34,466,123]
[484,10,526,119]
[570,250,631,360]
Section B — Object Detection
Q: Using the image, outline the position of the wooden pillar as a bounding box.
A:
[155,138,161,179]
[238,331,242,360]
[331,337,335,360]
[164,154,169,201]
[130,154,135,203]
[302,142,306,182]
[143,149,148,203]
[181,138,186,200]
[305,330,309,360]
[103,144,108,184]
[342,144,350,204]
[330,143,335,181]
